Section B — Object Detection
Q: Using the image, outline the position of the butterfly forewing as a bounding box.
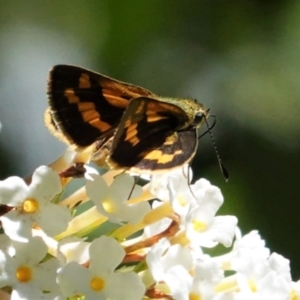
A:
[47,65,155,148]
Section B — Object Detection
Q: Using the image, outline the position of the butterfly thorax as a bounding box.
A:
[156,96,208,130]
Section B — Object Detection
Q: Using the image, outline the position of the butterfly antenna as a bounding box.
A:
[202,115,229,181]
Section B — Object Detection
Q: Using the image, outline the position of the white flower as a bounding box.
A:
[234,271,291,299]
[233,253,292,298]
[165,255,226,300]
[0,160,297,299]
[233,230,270,260]
[0,237,61,299]
[228,232,292,298]
[147,239,228,300]
[57,235,145,300]
[86,173,151,224]
[230,231,271,277]
[166,170,197,221]
[150,165,193,203]
[146,238,193,284]
[184,179,237,247]
[268,252,292,282]
[0,166,71,242]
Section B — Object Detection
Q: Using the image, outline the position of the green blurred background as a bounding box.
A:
[0,1,299,278]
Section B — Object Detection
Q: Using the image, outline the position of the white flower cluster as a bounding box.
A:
[0,165,298,300]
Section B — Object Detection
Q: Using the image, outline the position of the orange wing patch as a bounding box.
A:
[79,73,91,88]
[64,89,80,104]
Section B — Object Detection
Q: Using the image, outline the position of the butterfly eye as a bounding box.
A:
[192,111,205,126]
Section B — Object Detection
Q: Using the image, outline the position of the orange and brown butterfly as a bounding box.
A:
[45,65,209,175]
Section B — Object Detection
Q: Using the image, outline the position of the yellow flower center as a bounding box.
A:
[189,292,201,300]
[16,266,32,282]
[192,219,207,232]
[290,289,300,300]
[214,276,238,293]
[248,278,257,292]
[177,194,187,206]
[22,198,39,213]
[90,276,105,291]
[102,199,115,213]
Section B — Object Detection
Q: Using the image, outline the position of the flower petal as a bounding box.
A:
[57,261,91,297]
[0,177,28,206]
[13,237,48,265]
[105,273,145,300]
[86,174,110,204]
[34,203,71,236]
[89,236,125,274]
[1,210,33,242]
[27,166,61,204]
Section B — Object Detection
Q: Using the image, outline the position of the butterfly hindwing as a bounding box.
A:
[131,129,198,173]
[108,97,191,169]
[47,65,155,148]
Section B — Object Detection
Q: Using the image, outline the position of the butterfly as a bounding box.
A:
[45,65,209,174]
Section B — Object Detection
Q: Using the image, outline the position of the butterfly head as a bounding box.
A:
[184,99,209,129]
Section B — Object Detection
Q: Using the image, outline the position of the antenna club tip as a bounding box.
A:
[220,163,229,182]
